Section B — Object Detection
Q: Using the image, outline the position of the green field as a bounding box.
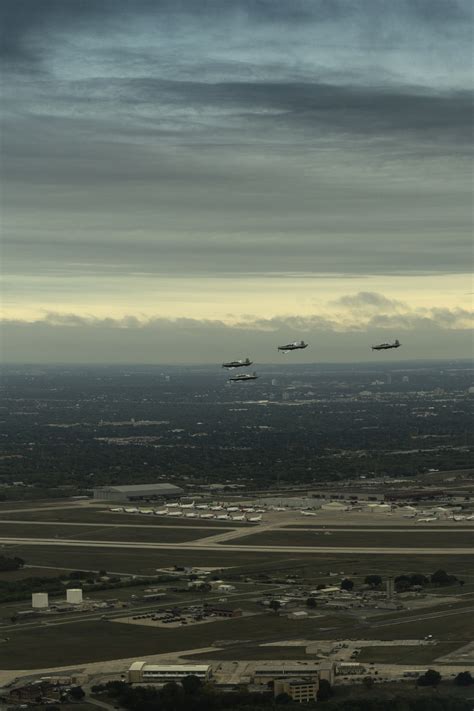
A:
[0,507,249,527]
[2,600,473,669]
[226,530,474,548]
[356,643,461,665]
[0,522,227,543]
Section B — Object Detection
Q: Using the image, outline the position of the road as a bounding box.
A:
[1,536,473,554]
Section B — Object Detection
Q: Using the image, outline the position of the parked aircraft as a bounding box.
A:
[210,505,223,511]
[222,357,252,369]
[300,510,318,517]
[217,514,230,520]
[167,502,180,508]
[168,510,183,517]
[371,339,401,351]
[155,509,168,515]
[109,507,123,512]
[232,515,246,521]
[247,515,262,522]
[196,504,208,510]
[181,501,195,509]
[124,507,139,513]
[185,512,198,518]
[200,513,214,519]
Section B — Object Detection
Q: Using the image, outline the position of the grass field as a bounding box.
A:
[0,522,228,543]
[0,508,249,526]
[2,543,473,579]
[356,643,461,665]
[226,530,474,548]
[2,601,473,669]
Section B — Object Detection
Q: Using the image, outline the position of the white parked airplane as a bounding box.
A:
[139,508,154,514]
[417,517,437,522]
[196,504,208,509]
[210,505,223,511]
[181,501,195,509]
[300,510,318,517]
[200,513,214,519]
[232,515,246,521]
[226,507,239,512]
[243,508,255,513]
[272,506,287,512]
[168,510,183,517]
[124,507,139,513]
[167,502,180,508]
[155,509,168,515]
[109,507,123,512]
[247,515,262,522]
[217,514,230,520]
[185,512,198,518]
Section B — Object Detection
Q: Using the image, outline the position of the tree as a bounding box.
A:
[454,671,473,686]
[431,569,457,586]
[275,692,292,704]
[364,575,382,588]
[181,674,202,695]
[340,578,354,591]
[269,599,281,614]
[316,679,333,702]
[417,669,441,687]
[306,597,317,608]
[69,686,85,700]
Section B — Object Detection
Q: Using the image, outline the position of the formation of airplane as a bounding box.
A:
[278,340,309,353]
[222,357,252,369]
[372,339,401,351]
[229,372,258,382]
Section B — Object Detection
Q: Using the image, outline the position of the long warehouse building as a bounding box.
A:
[93,483,184,502]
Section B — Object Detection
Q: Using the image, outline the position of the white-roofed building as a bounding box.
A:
[128,662,212,684]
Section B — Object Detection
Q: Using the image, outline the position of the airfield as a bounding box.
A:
[0,497,473,684]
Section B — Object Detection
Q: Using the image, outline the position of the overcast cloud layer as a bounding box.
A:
[1,0,472,362]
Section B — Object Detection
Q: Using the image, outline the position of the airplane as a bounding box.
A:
[371,339,401,351]
[168,510,183,517]
[232,514,246,521]
[217,514,230,520]
[226,506,239,512]
[300,510,318,517]
[196,504,208,510]
[278,340,308,353]
[222,357,253,369]
[228,372,258,382]
[200,513,214,519]
[167,502,180,508]
[180,501,195,509]
[109,507,123,512]
[185,512,198,518]
[417,517,437,522]
[124,507,139,513]
[272,506,287,512]
[255,508,266,513]
[155,509,168,515]
[243,508,255,513]
[138,508,154,515]
[210,505,223,511]
[247,515,262,522]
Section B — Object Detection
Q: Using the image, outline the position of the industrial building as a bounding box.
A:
[253,665,320,685]
[66,589,83,605]
[274,678,319,702]
[93,483,184,502]
[128,662,212,684]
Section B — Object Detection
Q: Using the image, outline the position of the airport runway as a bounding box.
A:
[1,536,473,555]
[0,519,472,533]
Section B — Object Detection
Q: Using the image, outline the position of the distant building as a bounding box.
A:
[128,662,211,684]
[93,483,184,501]
[274,678,318,702]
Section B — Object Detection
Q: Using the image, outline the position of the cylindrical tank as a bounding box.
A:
[32,592,49,608]
[66,588,83,605]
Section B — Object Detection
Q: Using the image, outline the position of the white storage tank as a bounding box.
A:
[66,588,83,605]
[32,592,49,609]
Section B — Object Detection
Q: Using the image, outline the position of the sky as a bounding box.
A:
[1,0,472,363]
